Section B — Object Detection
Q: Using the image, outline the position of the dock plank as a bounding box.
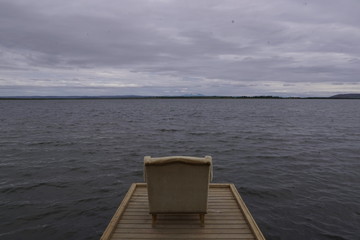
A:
[100,183,265,240]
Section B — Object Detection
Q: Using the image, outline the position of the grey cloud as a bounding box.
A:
[0,0,359,96]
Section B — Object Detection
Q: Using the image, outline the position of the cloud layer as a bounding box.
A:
[1,0,359,96]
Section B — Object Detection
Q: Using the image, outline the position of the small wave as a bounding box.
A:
[319,234,347,240]
[1,182,69,194]
[26,141,75,147]
[74,197,101,205]
[0,224,51,238]
[239,186,292,200]
[189,132,207,136]
[159,128,179,132]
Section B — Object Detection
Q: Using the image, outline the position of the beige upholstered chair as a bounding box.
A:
[144,156,213,225]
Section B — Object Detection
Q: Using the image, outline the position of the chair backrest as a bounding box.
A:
[144,156,212,214]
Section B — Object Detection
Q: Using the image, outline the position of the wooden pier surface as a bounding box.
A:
[101,183,265,240]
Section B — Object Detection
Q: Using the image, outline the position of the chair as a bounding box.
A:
[144,156,213,225]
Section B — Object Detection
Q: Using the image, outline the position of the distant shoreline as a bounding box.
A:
[1,93,359,100]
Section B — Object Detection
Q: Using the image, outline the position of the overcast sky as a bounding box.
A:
[0,0,359,96]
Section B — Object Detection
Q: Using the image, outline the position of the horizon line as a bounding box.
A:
[1,93,360,99]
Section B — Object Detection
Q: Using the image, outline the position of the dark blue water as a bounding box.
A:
[0,99,359,240]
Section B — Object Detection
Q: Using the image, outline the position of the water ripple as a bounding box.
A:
[0,99,359,240]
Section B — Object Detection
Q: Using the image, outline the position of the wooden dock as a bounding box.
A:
[100,183,265,240]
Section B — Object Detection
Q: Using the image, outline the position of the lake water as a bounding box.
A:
[0,99,359,240]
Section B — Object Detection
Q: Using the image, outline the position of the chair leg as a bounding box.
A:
[199,214,205,226]
[152,214,157,226]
